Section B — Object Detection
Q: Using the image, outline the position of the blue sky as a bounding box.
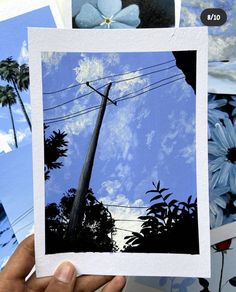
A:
[0,6,56,154]
[0,202,18,270]
[42,51,196,248]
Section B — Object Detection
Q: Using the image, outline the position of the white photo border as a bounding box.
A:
[29,27,210,278]
[0,0,64,28]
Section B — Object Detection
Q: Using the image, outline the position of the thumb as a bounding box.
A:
[45,262,76,292]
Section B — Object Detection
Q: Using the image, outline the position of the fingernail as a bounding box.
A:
[54,262,76,283]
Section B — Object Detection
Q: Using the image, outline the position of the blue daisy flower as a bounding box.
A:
[208,94,228,138]
[209,119,236,194]
[75,0,140,29]
[209,183,229,228]
[229,95,236,117]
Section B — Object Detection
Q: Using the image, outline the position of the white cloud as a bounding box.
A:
[99,194,146,250]
[146,130,155,149]
[161,130,178,155]
[161,110,195,157]
[0,131,12,154]
[99,103,138,162]
[18,40,29,65]
[105,53,120,66]
[74,56,104,85]
[100,180,122,196]
[181,0,236,61]
[0,128,31,154]
[179,141,196,164]
[42,52,66,75]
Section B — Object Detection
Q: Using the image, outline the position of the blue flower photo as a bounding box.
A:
[208,94,236,228]
[72,0,175,29]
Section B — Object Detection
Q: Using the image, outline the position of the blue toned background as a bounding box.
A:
[42,51,196,248]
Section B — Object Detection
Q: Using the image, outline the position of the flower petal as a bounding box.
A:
[209,156,225,173]
[110,22,136,29]
[113,5,140,27]
[209,170,221,189]
[208,141,225,157]
[217,161,231,186]
[75,4,103,28]
[224,118,236,147]
[97,0,122,17]
[215,208,224,227]
[230,166,236,194]
[214,122,231,149]
[214,197,227,209]
[211,124,228,151]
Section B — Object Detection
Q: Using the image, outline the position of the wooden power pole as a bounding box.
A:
[67,82,115,245]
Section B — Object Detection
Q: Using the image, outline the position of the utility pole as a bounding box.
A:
[67,82,116,246]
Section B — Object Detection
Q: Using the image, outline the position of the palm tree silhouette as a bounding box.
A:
[0,57,31,131]
[0,85,18,148]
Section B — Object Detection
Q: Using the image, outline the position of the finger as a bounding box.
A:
[45,262,76,292]
[1,235,35,280]
[102,276,126,292]
[74,275,114,291]
[26,272,51,291]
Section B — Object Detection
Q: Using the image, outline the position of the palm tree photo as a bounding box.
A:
[0,85,18,148]
[0,57,31,131]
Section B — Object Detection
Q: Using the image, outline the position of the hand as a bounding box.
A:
[0,235,126,292]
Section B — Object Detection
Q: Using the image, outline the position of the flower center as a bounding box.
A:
[226,147,236,163]
[104,17,112,24]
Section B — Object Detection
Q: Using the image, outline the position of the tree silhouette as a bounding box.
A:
[45,188,117,254]
[0,85,18,148]
[123,181,199,254]
[44,124,68,180]
[0,57,31,130]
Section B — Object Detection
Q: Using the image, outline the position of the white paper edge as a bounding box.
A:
[28,27,210,278]
[64,0,72,28]
[175,0,181,27]
[0,0,64,28]
[211,222,236,245]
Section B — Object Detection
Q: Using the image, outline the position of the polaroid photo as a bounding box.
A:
[0,0,63,155]
[29,27,210,278]
[0,201,18,271]
[65,0,176,29]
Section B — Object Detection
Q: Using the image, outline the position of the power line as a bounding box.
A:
[15,222,33,234]
[116,227,137,233]
[113,64,176,85]
[44,84,107,112]
[44,74,184,124]
[43,64,177,112]
[43,59,176,95]
[11,208,33,226]
[104,204,148,209]
[116,76,185,104]
[115,219,143,222]
[115,73,183,102]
